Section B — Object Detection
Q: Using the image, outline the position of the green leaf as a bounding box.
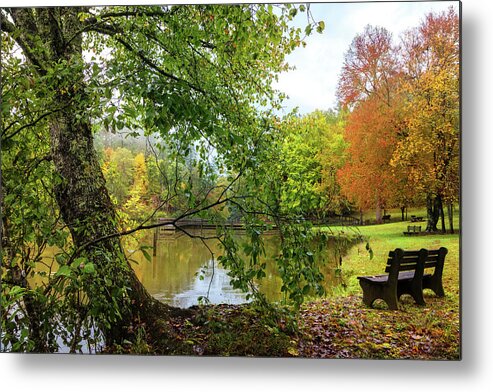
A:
[55,265,72,277]
[72,257,85,269]
[142,249,152,262]
[316,21,325,34]
[8,285,26,298]
[83,262,96,274]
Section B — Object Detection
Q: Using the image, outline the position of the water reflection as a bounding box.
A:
[167,259,250,308]
[132,230,346,308]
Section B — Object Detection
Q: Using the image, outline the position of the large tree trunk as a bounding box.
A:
[49,104,158,343]
[9,7,164,346]
[425,194,440,232]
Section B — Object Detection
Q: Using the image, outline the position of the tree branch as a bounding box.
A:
[2,104,71,141]
[83,18,208,96]
[2,9,47,74]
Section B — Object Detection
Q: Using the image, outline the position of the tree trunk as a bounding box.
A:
[438,195,446,233]
[400,206,405,221]
[49,105,159,343]
[375,204,383,224]
[447,203,455,234]
[425,194,440,232]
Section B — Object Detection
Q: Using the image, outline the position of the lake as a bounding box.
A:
[130,229,351,308]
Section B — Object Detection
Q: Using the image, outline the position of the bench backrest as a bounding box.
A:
[422,247,448,276]
[385,247,447,280]
[385,249,428,274]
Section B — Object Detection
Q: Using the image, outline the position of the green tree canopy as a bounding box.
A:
[1,4,325,352]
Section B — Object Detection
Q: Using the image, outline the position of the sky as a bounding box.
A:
[274,1,460,115]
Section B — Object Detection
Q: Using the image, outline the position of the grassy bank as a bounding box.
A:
[326,220,460,299]
[297,219,461,359]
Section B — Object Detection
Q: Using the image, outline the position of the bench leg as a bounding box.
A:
[359,280,378,308]
[383,292,399,310]
[359,280,399,310]
[422,276,445,297]
[409,289,425,306]
[398,281,425,306]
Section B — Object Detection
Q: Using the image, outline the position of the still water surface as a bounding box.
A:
[131,230,348,308]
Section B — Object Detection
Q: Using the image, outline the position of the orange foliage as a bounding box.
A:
[337,97,400,211]
[337,8,459,215]
[336,25,403,215]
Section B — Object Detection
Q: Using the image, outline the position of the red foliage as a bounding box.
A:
[337,25,399,108]
[337,97,399,211]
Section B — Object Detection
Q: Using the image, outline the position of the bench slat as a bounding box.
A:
[389,250,422,257]
[385,263,421,273]
[390,249,442,257]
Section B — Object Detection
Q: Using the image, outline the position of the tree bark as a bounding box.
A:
[425,194,440,232]
[447,203,454,234]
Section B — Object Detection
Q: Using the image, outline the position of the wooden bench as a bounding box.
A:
[382,214,391,222]
[357,247,448,310]
[410,215,424,222]
[404,225,422,235]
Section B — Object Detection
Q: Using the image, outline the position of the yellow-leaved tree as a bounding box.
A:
[123,153,150,220]
[391,7,459,232]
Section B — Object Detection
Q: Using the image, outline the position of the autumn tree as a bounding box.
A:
[123,153,149,219]
[391,7,459,232]
[336,25,403,223]
[101,147,136,205]
[337,97,402,222]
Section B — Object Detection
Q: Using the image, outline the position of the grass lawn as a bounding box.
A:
[297,218,461,359]
[329,220,460,298]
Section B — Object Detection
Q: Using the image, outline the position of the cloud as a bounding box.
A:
[275,1,459,115]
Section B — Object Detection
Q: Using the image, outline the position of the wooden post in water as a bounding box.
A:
[153,228,158,256]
